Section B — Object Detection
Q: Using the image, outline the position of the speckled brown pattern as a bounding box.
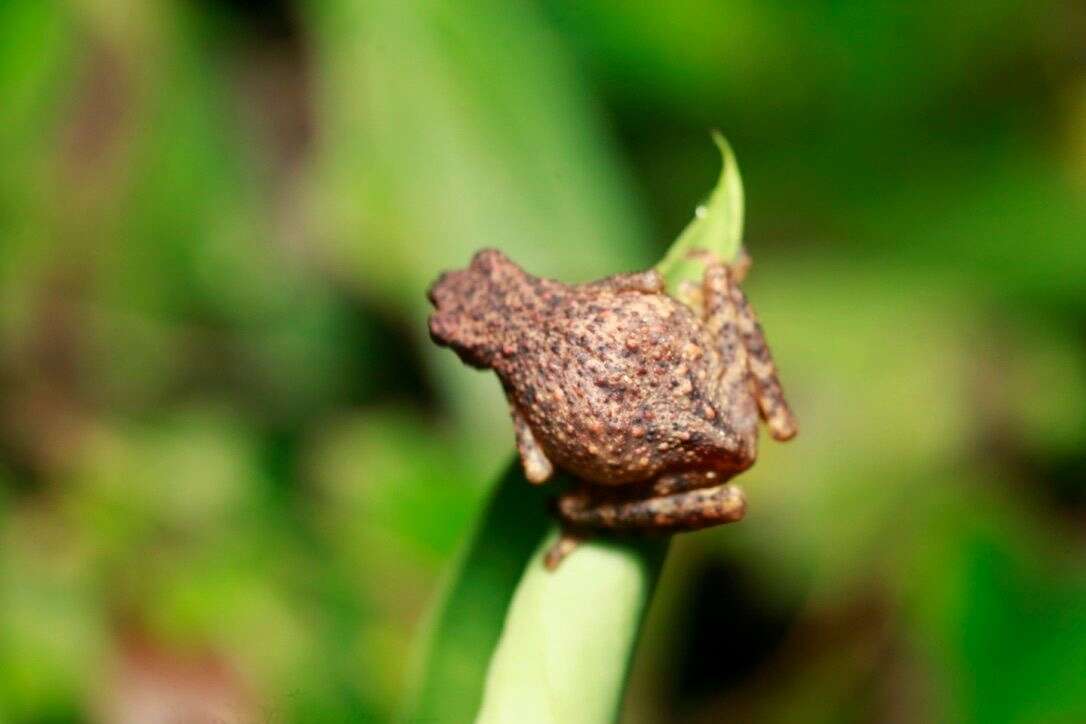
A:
[428,248,796,568]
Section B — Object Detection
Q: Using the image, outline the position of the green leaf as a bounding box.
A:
[656,131,745,292]
[403,134,747,723]
[476,535,667,724]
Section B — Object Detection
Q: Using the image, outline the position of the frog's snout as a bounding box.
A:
[426,274,445,307]
[428,303,473,364]
[426,265,489,366]
[426,270,463,346]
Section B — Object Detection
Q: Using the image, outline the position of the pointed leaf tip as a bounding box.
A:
[656,132,746,294]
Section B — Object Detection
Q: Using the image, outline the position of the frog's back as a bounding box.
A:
[499,288,747,484]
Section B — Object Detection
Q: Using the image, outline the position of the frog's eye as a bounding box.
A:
[470,248,513,276]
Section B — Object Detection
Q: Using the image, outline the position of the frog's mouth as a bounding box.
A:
[426,268,467,341]
[426,304,459,350]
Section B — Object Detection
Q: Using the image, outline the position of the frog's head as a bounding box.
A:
[427,248,528,369]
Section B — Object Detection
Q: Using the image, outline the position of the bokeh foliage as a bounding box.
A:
[0,0,1084,722]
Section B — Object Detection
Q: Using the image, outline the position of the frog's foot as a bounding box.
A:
[543,529,586,570]
[555,482,746,533]
[508,402,554,484]
[731,247,752,283]
[684,246,752,283]
[585,268,664,295]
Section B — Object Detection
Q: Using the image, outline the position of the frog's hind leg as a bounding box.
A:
[555,477,746,534]
[730,281,797,440]
[702,264,798,441]
[506,392,554,484]
[544,474,746,569]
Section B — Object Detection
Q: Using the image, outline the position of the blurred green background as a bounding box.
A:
[2,1,1085,721]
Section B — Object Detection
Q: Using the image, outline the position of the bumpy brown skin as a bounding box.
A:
[428,248,796,568]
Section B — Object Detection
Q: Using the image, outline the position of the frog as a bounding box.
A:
[427,248,796,568]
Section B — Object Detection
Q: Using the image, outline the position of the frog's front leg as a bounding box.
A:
[505,392,554,484]
[702,263,798,441]
[544,474,746,568]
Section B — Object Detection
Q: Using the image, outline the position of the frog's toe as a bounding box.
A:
[543,530,585,570]
[521,449,554,484]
